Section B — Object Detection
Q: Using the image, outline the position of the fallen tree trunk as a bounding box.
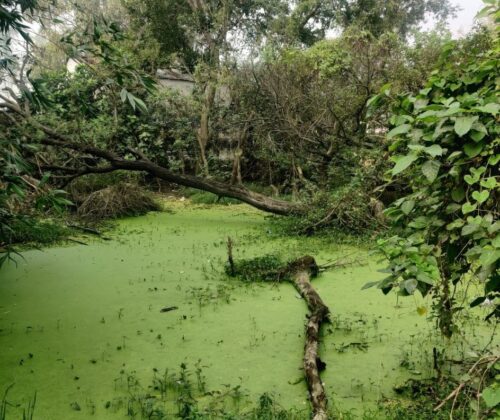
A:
[0,101,304,216]
[286,256,329,420]
[111,158,302,216]
[226,252,331,417]
[39,136,303,215]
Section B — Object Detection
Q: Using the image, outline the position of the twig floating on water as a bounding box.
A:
[160,306,178,313]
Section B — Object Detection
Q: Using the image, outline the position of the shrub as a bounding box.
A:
[6,218,71,246]
[369,21,500,335]
[274,185,382,236]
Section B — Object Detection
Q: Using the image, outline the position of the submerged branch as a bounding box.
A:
[286,256,329,420]
[228,254,330,418]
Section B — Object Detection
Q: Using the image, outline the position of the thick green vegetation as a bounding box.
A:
[371,19,499,329]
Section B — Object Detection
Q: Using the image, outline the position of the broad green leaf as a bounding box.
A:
[414,98,428,109]
[464,142,483,158]
[387,124,411,139]
[470,167,487,177]
[440,107,465,117]
[480,177,498,189]
[482,385,500,408]
[447,151,462,161]
[472,190,490,204]
[133,97,148,113]
[408,216,429,229]
[403,279,418,294]
[454,116,477,136]
[408,144,425,152]
[127,92,136,110]
[392,153,419,175]
[451,187,466,202]
[422,160,440,182]
[462,202,477,214]
[462,223,480,236]
[361,281,379,290]
[120,88,127,102]
[424,144,443,157]
[417,273,436,285]
[470,130,486,142]
[366,95,381,109]
[479,249,500,267]
[391,115,413,125]
[446,203,461,214]
[488,155,500,166]
[446,219,464,230]
[401,200,415,215]
[464,175,477,185]
[489,222,500,234]
[475,103,500,115]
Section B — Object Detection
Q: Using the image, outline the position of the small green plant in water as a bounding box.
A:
[225,255,285,282]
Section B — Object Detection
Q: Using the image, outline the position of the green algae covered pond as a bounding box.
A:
[0,204,494,419]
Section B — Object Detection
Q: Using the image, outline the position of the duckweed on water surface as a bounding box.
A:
[0,204,495,419]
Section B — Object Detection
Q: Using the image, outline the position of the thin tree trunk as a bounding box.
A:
[197,82,216,176]
[231,121,249,185]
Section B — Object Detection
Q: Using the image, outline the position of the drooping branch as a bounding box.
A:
[8,105,304,215]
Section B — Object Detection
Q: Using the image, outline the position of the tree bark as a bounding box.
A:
[114,158,302,215]
[286,256,329,420]
[231,121,249,185]
[36,136,303,216]
[197,82,216,176]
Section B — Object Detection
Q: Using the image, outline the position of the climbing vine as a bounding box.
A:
[368,3,499,337]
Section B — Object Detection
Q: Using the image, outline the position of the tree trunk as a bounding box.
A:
[197,82,216,176]
[111,158,301,215]
[231,121,249,185]
[38,138,302,215]
[231,147,243,185]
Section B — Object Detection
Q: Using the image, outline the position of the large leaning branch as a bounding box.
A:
[5,104,305,216]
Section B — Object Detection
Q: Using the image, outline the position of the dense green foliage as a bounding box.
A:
[0,0,72,265]
[367,2,500,414]
[371,8,499,332]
